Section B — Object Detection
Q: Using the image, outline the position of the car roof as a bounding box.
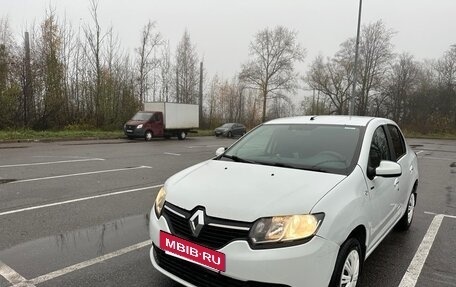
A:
[265,115,389,127]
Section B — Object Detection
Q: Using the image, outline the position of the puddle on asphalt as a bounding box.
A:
[0,213,150,279]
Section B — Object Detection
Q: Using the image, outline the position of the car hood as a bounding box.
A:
[165,160,346,222]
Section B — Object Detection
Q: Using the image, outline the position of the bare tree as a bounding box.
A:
[354,20,395,115]
[0,17,19,128]
[175,30,199,104]
[205,74,220,127]
[0,18,12,93]
[83,0,106,127]
[158,41,172,102]
[37,9,66,129]
[136,20,161,105]
[383,53,419,124]
[239,26,305,122]
[435,45,456,125]
[306,53,353,115]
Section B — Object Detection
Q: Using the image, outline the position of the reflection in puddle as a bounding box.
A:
[0,214,150,278]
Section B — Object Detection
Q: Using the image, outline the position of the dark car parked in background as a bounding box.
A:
[214,123,246,138]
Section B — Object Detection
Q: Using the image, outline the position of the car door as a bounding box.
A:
[150,113,164,137]
[386,124,412,213]
[367,125,400,247]
[232,124,240,136]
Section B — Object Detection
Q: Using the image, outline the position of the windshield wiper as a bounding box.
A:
[220,154,257,164]
[259,161,328,173]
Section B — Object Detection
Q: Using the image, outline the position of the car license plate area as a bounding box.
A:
[126,129,133,133]
[159,231,226,272]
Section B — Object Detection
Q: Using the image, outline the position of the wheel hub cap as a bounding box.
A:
[340,250,359,287]
[407,193,415,224]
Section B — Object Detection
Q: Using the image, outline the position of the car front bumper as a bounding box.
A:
[214,130,228,136]
[149,208,339,287]
[124,127,145,138]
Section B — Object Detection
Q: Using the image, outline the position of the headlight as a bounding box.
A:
[154,187,167,218]
[249,214,324,248]
[137,124,143,129]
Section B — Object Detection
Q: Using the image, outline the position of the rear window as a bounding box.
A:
[387,124,406,160]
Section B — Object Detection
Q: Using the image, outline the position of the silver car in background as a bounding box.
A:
[149,116,419,287]
[214,123,246,138]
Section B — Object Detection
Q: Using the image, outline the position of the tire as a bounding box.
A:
[227,131,233,138]
[396,192,416,231]
[127,136,134,140]
[145,131,153,141]
[329,237,363,287]
[177,131,187,140]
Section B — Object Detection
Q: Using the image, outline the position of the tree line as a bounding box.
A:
[0,1,455,133]
[305,21,456,133]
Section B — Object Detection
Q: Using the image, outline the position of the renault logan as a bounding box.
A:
[149,116,419,287]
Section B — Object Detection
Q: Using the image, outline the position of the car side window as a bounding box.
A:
[387,125,406,160]
[369,126,391,168]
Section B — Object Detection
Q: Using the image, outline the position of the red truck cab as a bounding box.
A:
[124,111,165,140]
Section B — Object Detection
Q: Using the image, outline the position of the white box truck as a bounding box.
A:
[124,102,199,140]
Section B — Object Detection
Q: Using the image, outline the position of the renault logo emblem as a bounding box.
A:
[189,209,205,237]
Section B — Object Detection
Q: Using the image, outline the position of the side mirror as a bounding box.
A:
[215,147,226,156]
[367,160,402,180]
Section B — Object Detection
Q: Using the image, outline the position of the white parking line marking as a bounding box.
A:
[0,184,162,217]
[425,211,456,219]
[415,150,424,155]
[26,240,152,285]
[10,166,152,184]
[0,261,35,286]
[0,158,105,168]
[398,214,444,287]
[187,145,221,149]
[164,152,181,156]
[419,156,454,161]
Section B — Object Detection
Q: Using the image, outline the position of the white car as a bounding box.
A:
[149,116,419,287]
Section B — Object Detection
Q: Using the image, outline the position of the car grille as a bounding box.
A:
[162,202,252,249]
[125,125,136,130]
[153,245,290,287]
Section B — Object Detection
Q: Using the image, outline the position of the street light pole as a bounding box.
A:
[349,0,363,116]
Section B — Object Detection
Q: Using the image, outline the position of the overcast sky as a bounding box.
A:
[1,0,455,78]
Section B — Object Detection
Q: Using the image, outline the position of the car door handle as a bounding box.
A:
[394,178,400,187]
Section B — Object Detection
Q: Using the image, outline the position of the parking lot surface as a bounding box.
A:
[0,137,455,287]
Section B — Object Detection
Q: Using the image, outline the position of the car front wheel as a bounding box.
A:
[329,237,363,287]
[145,131,153,141]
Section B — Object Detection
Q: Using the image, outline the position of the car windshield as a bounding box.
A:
[132,112,153,121]
[221,124,364,175]
[221,123,233,128]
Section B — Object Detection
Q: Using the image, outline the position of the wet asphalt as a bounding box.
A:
[0,136,455,287]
